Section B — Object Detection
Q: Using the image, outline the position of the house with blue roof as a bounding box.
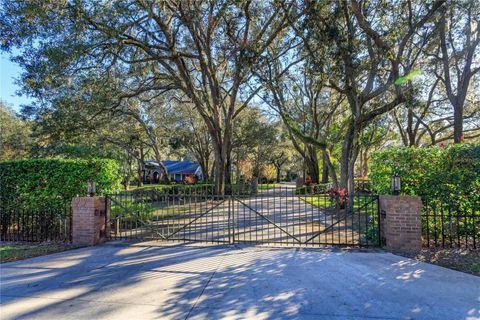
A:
[143,160,204,183]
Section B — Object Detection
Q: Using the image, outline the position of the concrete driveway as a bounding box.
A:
[1,242,479,320]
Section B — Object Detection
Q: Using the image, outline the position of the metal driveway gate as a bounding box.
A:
[106,187,380,247]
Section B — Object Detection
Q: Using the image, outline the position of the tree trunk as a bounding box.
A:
[198,161,208,182]
[358,150,363,178]
[151,145,169,182]
[211,136,232,195]
[194,150,209,182]
[347,159,355,211]
[302,161,306,183]
[214,153,226,195]
[362,149,369,177]
[225,152,232,185]
[322,149,338,188]
[305,145,320,184]
[235,153,242,184]
[275,165,281,183]
[347,143,359,211]
[208,123,233,195]
[204,152,210,181]
[407,105,416,146]
[453,105,464,143]
[137,160,144,187]
[321,154,329,184]
[202,162,209,181]
[137,148,144,187]
[340,122,355,190]
[210,159,216,182]
[211,144,223,193]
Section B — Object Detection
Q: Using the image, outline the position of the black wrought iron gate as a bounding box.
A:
[106,187,380,247]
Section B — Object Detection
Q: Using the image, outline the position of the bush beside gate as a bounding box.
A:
[370,143,480,249]
[0,158,121,210]
[370,143,479,201]
[0,159,121,242]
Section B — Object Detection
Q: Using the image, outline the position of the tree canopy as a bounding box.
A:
[1,0,479,194]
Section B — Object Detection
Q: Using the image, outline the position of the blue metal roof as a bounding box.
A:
[145,160,201,175]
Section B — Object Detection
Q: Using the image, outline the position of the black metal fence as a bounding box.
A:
[0,205,72,242]
[106,186,380,247]
[108,192,230,243]
[422,197,478,249]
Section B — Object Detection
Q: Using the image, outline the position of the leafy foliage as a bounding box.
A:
[0,158,122,209]
[259,164,276,183]
[110,200,154,221]
[394,69,422,86]
[0,101,31,160]
[282,114,327,149]
[370,146,442,196]
[370,144,480,209]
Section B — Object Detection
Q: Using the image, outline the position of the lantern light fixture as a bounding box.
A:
[391,175,401,196]
[87,179,96,197]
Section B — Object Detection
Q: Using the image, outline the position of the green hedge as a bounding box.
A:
[0,158,122,209]
[370,144,480,208]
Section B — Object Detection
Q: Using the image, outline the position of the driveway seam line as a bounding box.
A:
[184,254,225,320]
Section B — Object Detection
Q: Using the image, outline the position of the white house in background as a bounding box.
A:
[143,160,204,183]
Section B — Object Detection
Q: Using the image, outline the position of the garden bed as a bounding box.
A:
[395,248,480,276]
[0,242,77,263]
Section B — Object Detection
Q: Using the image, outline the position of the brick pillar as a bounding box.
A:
[379,195,422,252]
[71,197,109,246]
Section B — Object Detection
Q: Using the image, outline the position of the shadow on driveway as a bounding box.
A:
[0,241,479,319]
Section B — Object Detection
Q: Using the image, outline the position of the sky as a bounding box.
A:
[0,51,33,112]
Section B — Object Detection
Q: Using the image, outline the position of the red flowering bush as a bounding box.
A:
[329,188,348,209]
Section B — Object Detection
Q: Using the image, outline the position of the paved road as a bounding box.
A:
[1,242,478,319]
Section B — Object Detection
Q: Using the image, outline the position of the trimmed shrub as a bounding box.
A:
[0,158,122,209]
[370,144,480,208]
[369,146,442,196]
[295,183,331,195]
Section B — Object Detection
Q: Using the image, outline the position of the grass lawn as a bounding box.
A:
[0,243,76,263]
[300,194,377,211]
[122,184,172,192]
[111,198,227,221]
[151,203,197,218]
[257,182,287,192]
[300,194,332,207]
[111,204,191,220]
